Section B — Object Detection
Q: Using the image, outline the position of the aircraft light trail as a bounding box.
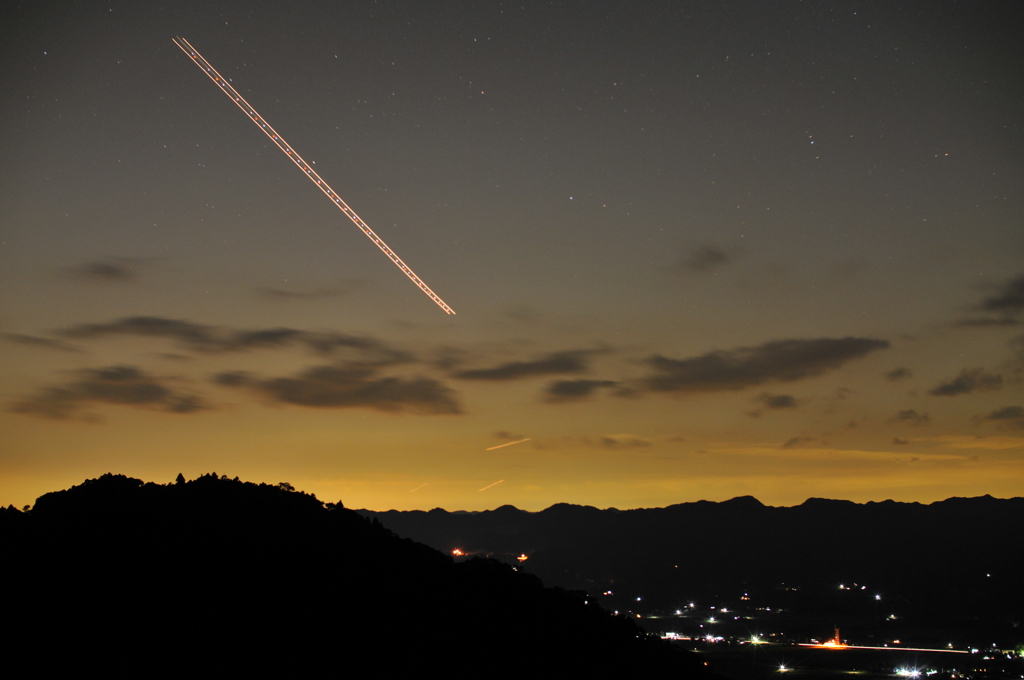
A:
[172,36,455,315]
[485,438,531,451]
[479,480,505,492]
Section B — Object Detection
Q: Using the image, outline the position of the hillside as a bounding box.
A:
[0,474,713,676]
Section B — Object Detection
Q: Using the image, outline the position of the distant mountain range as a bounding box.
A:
[359,496,1024,643]
[0,474,713,677]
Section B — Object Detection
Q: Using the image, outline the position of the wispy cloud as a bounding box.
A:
[675,244,740,273]
[521,433,657,451]
[957,272,1024,326]
[2,333,80,352]
[453,350,595,381]
[638,337,889,394]
[890,409,931,426]
[543,379,618,403]
[493,430,526,441]
[974,405,1024,431]
[56,316,410,364]
[67,258,140,283]
[594,434,652,448]
[929,368,1002,397]
[747,392,798,417]
[216,364,461,415]
[212,371,252,386]
[780,436,816,449]
[884,367,912,381]
[978,274,1024,316]
[10,365,209,420]
[921,434,1024,451]
[62,316,211,346]
[956,317,1018,328]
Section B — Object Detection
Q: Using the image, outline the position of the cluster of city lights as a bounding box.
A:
[653,587,1017,678]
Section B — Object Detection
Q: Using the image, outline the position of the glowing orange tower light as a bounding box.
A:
[172,37,455,315]
[822,626,845,648]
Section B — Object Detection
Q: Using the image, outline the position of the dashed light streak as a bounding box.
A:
[485,438,531,451]
[172,37,455,315]
[409,483,428,493]
[479,479,505,492]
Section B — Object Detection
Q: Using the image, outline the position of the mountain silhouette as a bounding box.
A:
[359,495,1024,644]
[0,474,714,677]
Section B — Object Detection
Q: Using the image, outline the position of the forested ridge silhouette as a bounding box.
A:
[1,473,714,676]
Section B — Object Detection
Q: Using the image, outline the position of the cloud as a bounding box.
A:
[453,350,593,381]
[956,317,1019,328]
[228,327,307,350]
[890,409,931,426]
[885,367,912,381]
[432,346,468,371]
[257,286,347,300]
[159,353,192,362]
[892,437,910,445]
[639,337,889,394]
[746,392,798,417]
[165,395,207,413]
[780,437,815,449]
[520,433,662,451]
[975,405,1024,430]
[677,244,737,273]
[68,259,138,283]
[925,434,1024,451]
[831,387,853,401]
[302,335,412,364]
[958,272,1024,326]
[220,364,461,415]
[57,316,410,363]
[759,394,798,409]
[929,368,1002,396]
[212,371,253,387]
[543,379,618,403]
[595,434,651,448]
[2,333,80,352]
[61,317,216,347]
[10,365,209,420]
[979,273,1024,315]
[494,431,525,441]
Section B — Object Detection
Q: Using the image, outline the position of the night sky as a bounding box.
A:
[3,1,1022,511]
